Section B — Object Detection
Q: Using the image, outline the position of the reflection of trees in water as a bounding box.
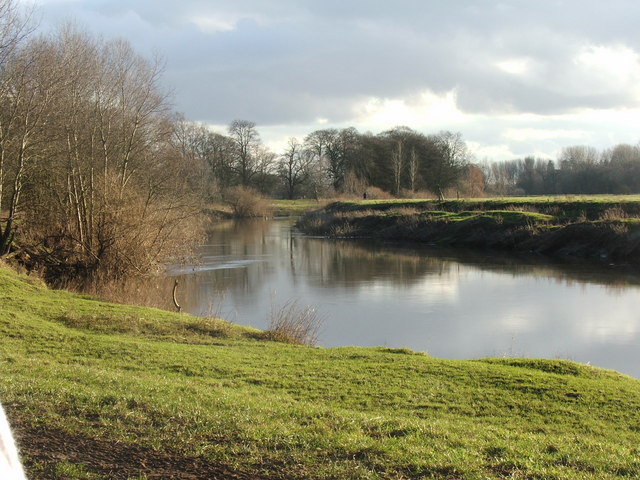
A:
[424,247,640,293]
[199,219,640,298]
[292,237,453,288]
[69,219,640,321]
[289,231,640,292]
[180,219,455,305]
[181,220,279,312]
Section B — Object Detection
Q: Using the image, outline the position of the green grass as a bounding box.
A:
[349,194,640,205]
[414,210,555,224]
[1,266,640,479]
[327,195,640,219]
[271,199,326,217]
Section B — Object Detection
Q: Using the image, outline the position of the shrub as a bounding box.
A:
[365,186,393,200]
[225,186,272,218]
[599,207,627,221]
[399,189,436,200]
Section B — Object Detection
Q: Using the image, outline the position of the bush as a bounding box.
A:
[399,189,436,200]
[226,186,272,218]
[365,186,393,200]
[599,207,627,221]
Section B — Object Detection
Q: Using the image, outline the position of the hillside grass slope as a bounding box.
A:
[0,266,639,479]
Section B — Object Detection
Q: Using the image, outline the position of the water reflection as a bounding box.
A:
[167,219,640,378]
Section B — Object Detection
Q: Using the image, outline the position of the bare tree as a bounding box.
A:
[228,119,260,186]
[304,128,361,192]
[171,119,233,199]
[0,0,35,254]
[279,137,312,199]
[4,27,202,277]
[408,147,419,193]
[252,145,278,194]
[457,164,485,197]
[0,0,33,66]
[559,145,599,170]
[391,140,403,196]
[0,37,64,254]
[305,128,340,190]
[206,132,236,195]
[430,131,470,198]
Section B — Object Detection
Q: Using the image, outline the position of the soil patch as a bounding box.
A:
[11,417,288,480]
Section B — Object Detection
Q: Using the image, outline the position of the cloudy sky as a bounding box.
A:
[24,0,640,161]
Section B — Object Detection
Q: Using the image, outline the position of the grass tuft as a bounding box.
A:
[265,299,324,346]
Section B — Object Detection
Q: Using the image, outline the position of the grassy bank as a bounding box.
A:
[204,199,322,220]
[297,196,640,263]
[271,199,327,217]
[1,266,640,479]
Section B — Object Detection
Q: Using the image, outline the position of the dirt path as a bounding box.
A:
[11,417,285,480]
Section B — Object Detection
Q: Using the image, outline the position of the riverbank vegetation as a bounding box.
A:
[1,265,639,479]
[297,196,640,264]
[0,7,206,281]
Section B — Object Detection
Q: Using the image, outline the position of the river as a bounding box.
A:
[167,218,640,378]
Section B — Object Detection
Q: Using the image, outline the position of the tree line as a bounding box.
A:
[176,120,476,201]
[482,144,640,196]
[183,117,640,201]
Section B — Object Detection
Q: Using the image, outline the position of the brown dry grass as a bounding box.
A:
[265,299,324,346]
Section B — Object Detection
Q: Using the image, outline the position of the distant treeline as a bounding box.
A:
[482,145,640,196]
[175,122,477,200]
[181,117,640,201]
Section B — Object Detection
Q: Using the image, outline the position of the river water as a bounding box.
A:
[167,218,640,378]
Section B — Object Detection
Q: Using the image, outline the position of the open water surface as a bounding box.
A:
[167,218,640,378]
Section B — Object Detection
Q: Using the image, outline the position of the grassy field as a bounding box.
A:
[1,266,640,479]
[271,199,327,217]
[203,199,322,220]
[297,195,640,263]
[317,195,640,218]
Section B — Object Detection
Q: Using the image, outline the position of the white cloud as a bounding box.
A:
[188,15,237,33]
[467,142,516,161]
[570,43,640,99]
[22,0,640,161]
[503,128,585,142]
[494,57,531,76]
[576,44,640,80]
[354,89,467,130]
